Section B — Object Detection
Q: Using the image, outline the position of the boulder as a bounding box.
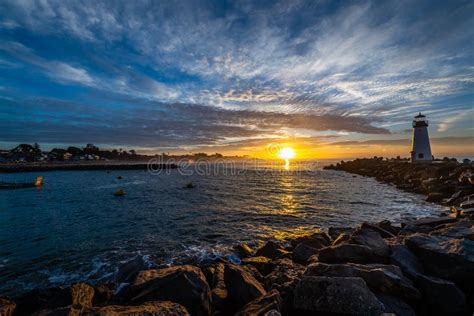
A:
[84,301,189,315]
[70,283,94,309]
[426,192,444,202]
[389,244,424,279]
[304,263,421,301]
[361,222,396,238]
[415,274,467,316]
[255,241,286,259]
[405,234,474,291]
[429,220,474,240]
[115,257,149,284]
[127,265,211,316]
[293,276,384,315]
[349,228,390,257]
[289,232,330,248]
[235,289,282,316]
[0,298,16,316]
[210,263,227,310]
[241,256,275,275]
[377,220,401,236]
[318,244,387,264]
[234,243,255,258]
[14,287,72,316]
[376,294,417,316]
[292,243,319,264]
[403,216,456,227]
[328,227,354,240]
[224,264,266,309]
[92,284,113,306]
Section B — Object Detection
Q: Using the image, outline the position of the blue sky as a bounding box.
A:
[0,0,473,156]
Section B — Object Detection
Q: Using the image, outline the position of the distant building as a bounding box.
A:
[63,152,73,160]
[410,112,432,163]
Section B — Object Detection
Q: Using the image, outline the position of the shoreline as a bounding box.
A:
[1,159,473,315]
[0,162,178,173]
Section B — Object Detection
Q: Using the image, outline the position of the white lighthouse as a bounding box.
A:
[410,112,432,163]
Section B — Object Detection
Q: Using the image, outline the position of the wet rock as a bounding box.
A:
[92,284,113,306]
[241,256,275,275]
[241,264,265,283]
[332,233,350,245]
[376,294,417,316]
[224,264,266,309]
[85,301,190,315]
[403,216,456,227]
[290,232,330,248]
[210,263,227,310]
[292,243,319,264]
[318,244,388,264]
[361,222,396,238]
[13,287,71,316]
[255,241,285,260]
[429,220,474,240]
[234,243,255,258]
[235,289,282,316]
[389,244,424,279]
[115,257,149,284]
[328,227,354,240]
[293,276,384,315]
[0,298,16,316]
[405,234,474,291]
[304,262,421,301]
[128,265,211,316]
[349,227,390,257]
[398,224,434,236]
[426,192,444,202]
[377,220,401,236]
[70,283,94,309]
[415,274,467,316]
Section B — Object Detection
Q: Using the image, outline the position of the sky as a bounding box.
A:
[0,0,473,158]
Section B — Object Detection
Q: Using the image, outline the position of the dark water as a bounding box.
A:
[0,162,444,295]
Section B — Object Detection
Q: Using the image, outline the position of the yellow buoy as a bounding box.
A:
[35,176,43,187]
[114,189,125,196]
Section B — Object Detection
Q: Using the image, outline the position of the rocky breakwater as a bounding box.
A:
[325,158,474,211]
[1,211,473,316]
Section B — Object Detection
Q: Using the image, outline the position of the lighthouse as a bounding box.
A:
[410,112,432,163]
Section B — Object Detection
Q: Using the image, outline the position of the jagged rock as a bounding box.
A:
[241,256,275,275]
[293,276,384,315]
[376,294,417,316]
[255,241,286,259]
[83,301,189,315]
[415,274,467,316]
[234,243,255,258]
[332,233,350,245]
[14,287,71,316]
[377,220,401,236]
[304,263,421,301]
[405,234,474,292]
[318,244,387,264]
[115,257,149,284]
[0,298,16,316]
[127,265,211,316]
[349,228,390,257]
[289,232,330,248]
[292,243,319,264]
[361,222,396,238]
[389,244,424,279]
[235,289,282,316]
[224,264,266,309]
[241,264,265,283]
[211,263,227,310]
[429,220,474,240]
[328,227,354,240]
[70,283,94,309]
[92,284,113,306]
[398,224,434,236]
[403,216,456,227]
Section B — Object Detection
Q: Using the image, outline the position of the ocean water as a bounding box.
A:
[0,161,445,296]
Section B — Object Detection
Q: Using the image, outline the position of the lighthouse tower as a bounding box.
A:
[410,112,432,163]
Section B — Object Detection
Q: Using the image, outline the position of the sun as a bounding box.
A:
[278,147,296,160]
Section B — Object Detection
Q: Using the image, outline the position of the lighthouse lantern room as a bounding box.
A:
[410,112,433,163]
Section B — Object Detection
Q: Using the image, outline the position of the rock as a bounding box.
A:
[389,244,424,279]
[328,227,354,240]
[70,283,94,309]
[13,287,71,316]
[235,289,282,316]
[415,274,467,316]
[241,264,265,283]
[377,220,401,236]
[398,224,434,236]
[293,276,384,315]
[349,228,390,257]
[405,234,474,292]
[461,208,474,217]
[234,243,255,258]
[429,220,474,240]
[332,233,350,245]
[224,264,266,309]
[304,263,421,302]
[361,222,396,238]
[289,232,330,248]
[0,298,16,316]
[255,241,285,259]
[426,192,444,202]
[318,244,387,264]
[128,265,211,316]
[210,263,227,310]
[292,243,319,264]
[84,301,190,315]
[376,294,417,316]
[115,256,149,284]
[92,284,113,306]
[241,256,275,275]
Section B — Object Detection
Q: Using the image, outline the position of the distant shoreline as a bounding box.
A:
[0,161,178,173]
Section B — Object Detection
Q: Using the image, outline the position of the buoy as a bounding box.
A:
[35,176,43,187]
[114,189,125,196]
[117,176,123,180]
[184,182,195,189]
